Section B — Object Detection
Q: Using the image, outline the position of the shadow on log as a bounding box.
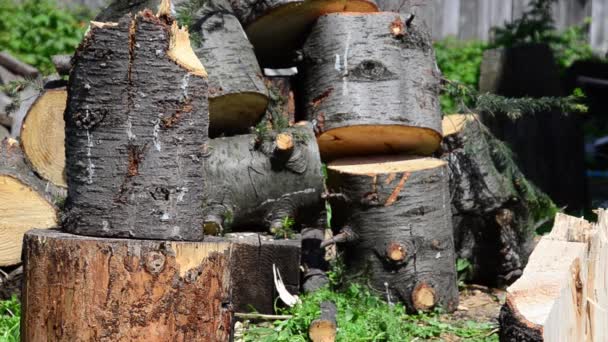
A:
[327,155,458,312]
[301,13,442,161]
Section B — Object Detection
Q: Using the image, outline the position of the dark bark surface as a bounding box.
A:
[21,229,233,342]
[97,0,268,137]
[301,13,442,160]
[229,0,378,67]
[440,115,542,287]
[499,297,543,342]
[202,123,324,233]
[479,44,587,213]
[63,14,209,240]
[227,232,301,313]
[327,156,458,312]
[301,227,329,293]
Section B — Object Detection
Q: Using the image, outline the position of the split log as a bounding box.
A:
[97,0,269,136]
[0,51,39,78]
[21,229,233,341]
[20,86,67,188]
[202,123,324,234]
[229,0,378,67]
[301,13,442,160]
[441,114,542,286]
[309,301,337,342]
[227,232,301,313]
[327,156,458,312]
[0,139,60,266]
[63,13,210,240]
[499,212,608,341]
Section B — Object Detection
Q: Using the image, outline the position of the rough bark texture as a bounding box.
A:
[21,229,233,342]
[63,13,210,240]
[202,123,324,234]
[265,76,296,126]
[440,115,541,287]
[228,0,378,67]
[301,13,442,160]
[309,301,337,342]
[227,232,301,313]
[0,265,22,300]
[97,0,269,137]
[327,156,458,312]
[479,44,587,213]
[301,227,330,293]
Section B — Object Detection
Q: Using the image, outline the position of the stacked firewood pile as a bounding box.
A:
[3,0,597,341]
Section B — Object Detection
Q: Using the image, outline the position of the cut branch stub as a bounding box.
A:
[302,13,442,160]
[20,86,67,188]
[202,123,324,233]
[327,156,458,312]
[229,0,378,67]
[96,0,269,137]
[63,12,209,240]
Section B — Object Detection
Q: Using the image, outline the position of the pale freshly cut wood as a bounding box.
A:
[302,13,442,160]
[20,87,67,188]
[0,139,58,266]
[309,301,337,342]
[499,212,608,341]
[230,0,378,67]
[327,155,458,312]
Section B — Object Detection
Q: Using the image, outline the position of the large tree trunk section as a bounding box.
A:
[327,156,458,312]
[21,229,233,341]
[0,139,59,266]
[229,0,378,67]
[63,13,210,240]
[301,13,442,161]
[227,232,301,313]
[441,114,542,287]
[202,123,324,234]
[96,0,269,137]
[499,212,608,341]
[309,301,337,342]
[479,44,587,213]
[20,87,67,188]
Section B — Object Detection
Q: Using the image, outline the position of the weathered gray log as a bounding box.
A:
[51,54,72,76]
[440,115,544,287]
[301,13,442,160]
[202,123,324,234]
[227,232,301,313]
[228,0,378,67]
[309,301,337,342]
[96,0,269,136]
[0,65,21,85]
[327,156,458,312]
[63,13,210,240]
[8,82,40,137]
[0,51,38,78]
[0,139,62,266]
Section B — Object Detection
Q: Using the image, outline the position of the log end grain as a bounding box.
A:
[209,92,268,135]
[411,282,437,311]
[318,124,441,161]
[328,155,445,175]
[386,241,406,262]
[309,301,337,342]
[20,88,67,188]
[244,0,378,67]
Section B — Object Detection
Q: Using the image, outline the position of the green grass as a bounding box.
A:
[243,284,498,342]
[0,296,20,342]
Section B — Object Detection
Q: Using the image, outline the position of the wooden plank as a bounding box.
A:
[591,0,608,54]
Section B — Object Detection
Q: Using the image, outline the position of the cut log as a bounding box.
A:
[0,51,39,78]
[227,232,301,313]
[20,87,67,188]
[51,54,72,76]
[440,114,544,286]
[327,156,458,312]
[21,229,233,341]
[0,65,22,85]
[301,13,442,160]
[302,227,330,293]
[202,123,324,234]
[0,265,22,300]
[97,0,269,136]
[8,81,41,137]
[229,0,378,67]
[0,139,59,266]
[63,12,209,240]
[499,212,608,341]
[309,301,337,342]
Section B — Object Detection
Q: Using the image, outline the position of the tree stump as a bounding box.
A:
[96,0,268,137]
[0,139,60,266]
[63,12,210,240]
[301,12,442,160]
[229,0,378,67]
[440,114,545,286]
[21,229,233,341]
[202,123,324,234]
[327,156,458,312]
